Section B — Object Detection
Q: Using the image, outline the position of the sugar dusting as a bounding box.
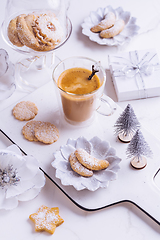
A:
[35,13,64,44]
[35,210,58,230]
[13,101,38,121]
[69,152,93,177]
[31,206,60,232]
[34,122,59,143]
[9,11,64,51]
[75,148,109,170]
[76,149,100,167]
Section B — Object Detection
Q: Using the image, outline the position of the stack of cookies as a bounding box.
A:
[91,11,125,38]
[69,148,109,177]
[7,11,64,51]
[12,101,59,144]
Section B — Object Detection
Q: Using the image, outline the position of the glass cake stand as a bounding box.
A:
[1,0,72,92]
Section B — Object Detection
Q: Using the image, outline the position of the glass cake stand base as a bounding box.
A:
[15,53,61,92]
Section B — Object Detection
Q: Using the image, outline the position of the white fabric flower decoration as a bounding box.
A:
[0,145,45,210]
[52,136,121,191]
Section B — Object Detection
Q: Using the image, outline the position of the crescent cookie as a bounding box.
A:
[100,19,125,38]
[91,12,116,33]
[34,121,59,144]
[7,17,24,47]
[69,152,93,177]
[16,14,40,51]
[12,101,38,121]
[75,148,109,171]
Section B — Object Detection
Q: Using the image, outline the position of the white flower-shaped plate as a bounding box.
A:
[81,5,140,46]
[51,136,121,191]
[0,145,45,210]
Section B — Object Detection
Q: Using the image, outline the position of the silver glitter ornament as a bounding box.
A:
[0,164,20,189]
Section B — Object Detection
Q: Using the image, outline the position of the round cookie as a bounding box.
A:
[34,122,59,144]
[91,11,116,33]
[25,13,37,34]
[16,14,40,51]
[37,43,55,51]
[7,17,24,47]
[75,148,109,171]
[12,101,38,121]
[22,120,41,141]
[24,13,54,51]
[33,13,64,46]
[69,152,93,177]
[25,13,56,51]
[100,19,125,38]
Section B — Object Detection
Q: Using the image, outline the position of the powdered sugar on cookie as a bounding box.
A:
[69,152,93,177]
[34,13,64,46]
[22,120,41,141]
[100,19,125,38]
[29,205,64,234]
[8,11,64,51]
[13,101,38,121]
[75,148,109,171]
[22,120,59,144]
[34,121,59,144]
[91,11,116,32]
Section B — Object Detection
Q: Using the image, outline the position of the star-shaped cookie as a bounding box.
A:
[29,205,64,234]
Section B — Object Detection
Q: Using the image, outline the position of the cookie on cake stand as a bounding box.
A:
[1,0,72,92]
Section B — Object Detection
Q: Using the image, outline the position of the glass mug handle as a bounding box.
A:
[96,94,117,116]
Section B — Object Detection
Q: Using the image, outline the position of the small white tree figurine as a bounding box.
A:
[126,130,153,169]
[114,104,140,142]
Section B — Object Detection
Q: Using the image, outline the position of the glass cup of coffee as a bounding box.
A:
[52,56,115,125]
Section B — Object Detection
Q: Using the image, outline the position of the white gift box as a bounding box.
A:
[108,49,160,101]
